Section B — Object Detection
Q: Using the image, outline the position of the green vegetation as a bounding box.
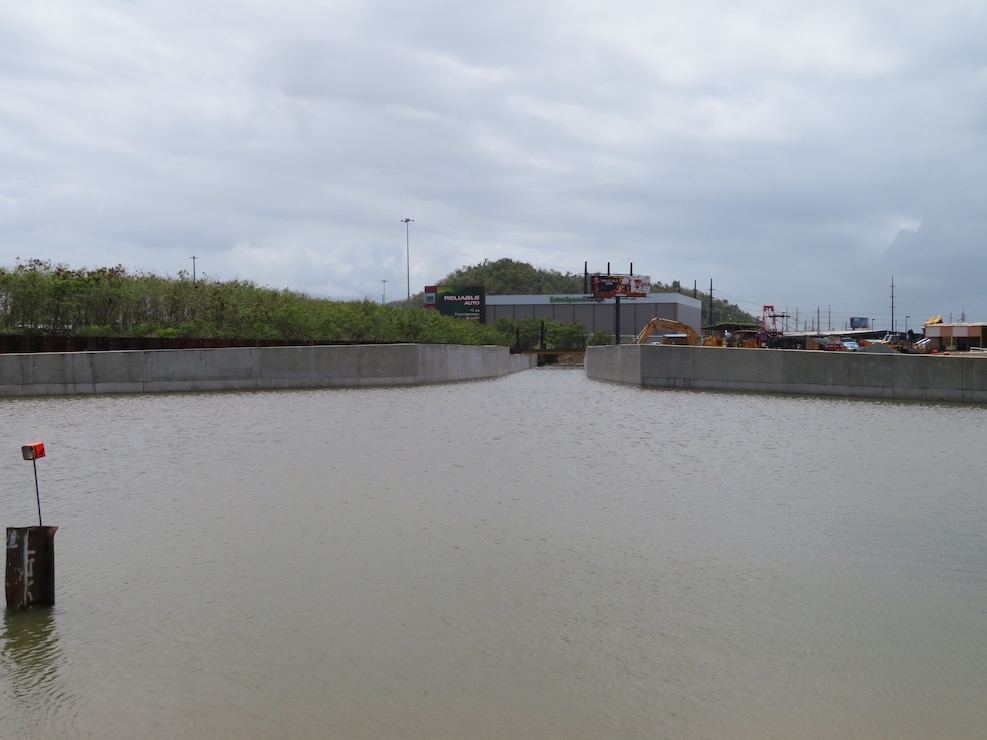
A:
[587,330,613,346]
[493,316,589,351]
[0,259,508,345]
[0,257,756,348]
[438,258,583,295]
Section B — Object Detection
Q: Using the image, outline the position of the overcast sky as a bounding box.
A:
[2,1,985,329]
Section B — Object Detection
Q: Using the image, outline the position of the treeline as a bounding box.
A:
[0,260,509,345]
[492,315,603,351]
[439,258,584,295]
[0,259,590,349]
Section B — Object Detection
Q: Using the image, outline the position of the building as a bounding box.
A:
[922,322,987,351]
[484,293,702,338]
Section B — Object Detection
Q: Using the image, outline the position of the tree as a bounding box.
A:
[438,258,583,295]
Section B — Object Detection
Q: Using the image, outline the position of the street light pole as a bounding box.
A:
[191,255,197,286]
[401,218,413,301]
[381,279,387,304]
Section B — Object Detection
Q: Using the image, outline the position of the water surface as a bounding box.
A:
[1,368,985,738]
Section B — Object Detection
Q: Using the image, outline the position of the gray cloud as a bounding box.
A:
[1,0,984,326]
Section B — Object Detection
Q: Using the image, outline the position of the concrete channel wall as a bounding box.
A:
[585,344,987,403]
[0,344,536,398]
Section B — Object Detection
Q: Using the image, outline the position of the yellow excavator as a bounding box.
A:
[635,318,701,345]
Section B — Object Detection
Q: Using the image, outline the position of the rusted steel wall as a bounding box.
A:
[5,526,58,609]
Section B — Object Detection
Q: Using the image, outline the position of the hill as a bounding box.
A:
[436,258,757,325]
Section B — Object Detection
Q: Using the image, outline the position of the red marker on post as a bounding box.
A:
[21,442,46,526]
[8,442,57,608]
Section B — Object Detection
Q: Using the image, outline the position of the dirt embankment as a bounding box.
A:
[553,351,585,366]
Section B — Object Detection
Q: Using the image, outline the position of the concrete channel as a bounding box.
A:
[585,343,987,403]
[0,344,535,397]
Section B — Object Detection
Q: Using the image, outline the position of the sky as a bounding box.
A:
[2,0,985,330]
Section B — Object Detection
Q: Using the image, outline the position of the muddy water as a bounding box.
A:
[1,368,985,738]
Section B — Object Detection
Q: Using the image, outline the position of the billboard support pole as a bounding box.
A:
[615,296,621,345]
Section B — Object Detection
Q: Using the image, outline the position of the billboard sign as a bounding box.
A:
[849,317,870,329]
[590,274,651,298]
[423,285,485,321]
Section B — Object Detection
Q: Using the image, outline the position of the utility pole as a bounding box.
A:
[401,218,414,301]
[890,276,896,332]
[191,255,197,286]
[381,279,387,304]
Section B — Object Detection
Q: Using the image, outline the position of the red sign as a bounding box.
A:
[21,442,45,461]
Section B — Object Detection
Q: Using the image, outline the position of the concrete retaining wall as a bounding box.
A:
[0,344,535,397]
[586,344,987,403]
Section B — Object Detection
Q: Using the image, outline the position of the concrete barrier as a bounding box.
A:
[0,344,535,398]
[586,344,987,403]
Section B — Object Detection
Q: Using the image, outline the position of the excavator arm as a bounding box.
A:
[635,318,699,345]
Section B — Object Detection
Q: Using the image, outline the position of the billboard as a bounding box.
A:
[849,317,870,329]
[590,274,651,298]
[423,285,486,321]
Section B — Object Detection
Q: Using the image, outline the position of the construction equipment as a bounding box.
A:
[635,318,700,345]
[757,305,787,348]
[861,331,928,353]
[702,321,762,347]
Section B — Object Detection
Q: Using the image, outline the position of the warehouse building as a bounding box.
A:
[484,293,702,338]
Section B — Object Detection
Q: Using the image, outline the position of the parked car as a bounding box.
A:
[842,340,860,351]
